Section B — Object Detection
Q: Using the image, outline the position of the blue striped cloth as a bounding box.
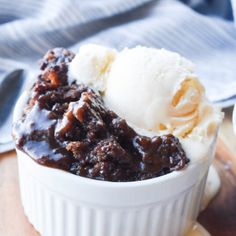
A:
[0,0,235,152]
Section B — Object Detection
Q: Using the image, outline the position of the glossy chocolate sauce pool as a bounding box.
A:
[13,48,189,182]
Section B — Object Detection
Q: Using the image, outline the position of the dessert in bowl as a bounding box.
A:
[12,45,223,236]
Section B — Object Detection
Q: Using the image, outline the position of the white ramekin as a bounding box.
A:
[14,92,216,236]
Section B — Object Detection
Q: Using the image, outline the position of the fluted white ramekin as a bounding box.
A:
[14,92,216,236]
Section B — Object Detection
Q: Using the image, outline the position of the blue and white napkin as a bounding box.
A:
[0,0,236,152]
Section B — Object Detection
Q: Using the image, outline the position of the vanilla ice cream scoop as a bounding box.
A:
[70,44,222,141]
[104,46,207,137]
[69,44,116,91]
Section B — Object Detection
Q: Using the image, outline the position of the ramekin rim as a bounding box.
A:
[16,147,203,189]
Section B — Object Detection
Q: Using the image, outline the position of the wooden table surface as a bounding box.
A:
[0,107,236,236]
